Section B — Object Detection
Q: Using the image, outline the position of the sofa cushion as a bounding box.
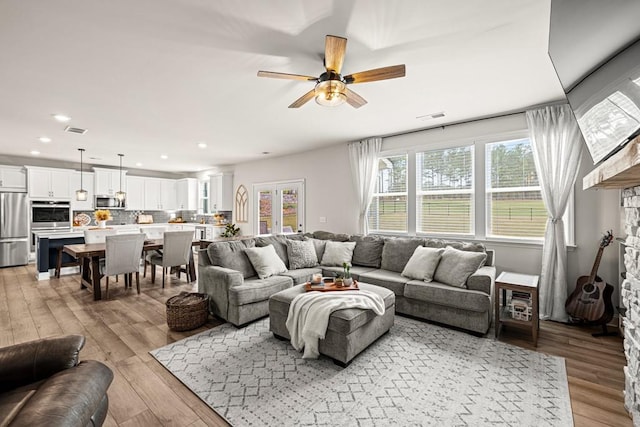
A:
[401,246,444,282]
[285,239,318,269]
[380,237,425,273]
[312,230,351,242]
[255,236,290,267]
[244,245,288,279]
[349,235,385,268]
[321,265,376,281]
[283,233,306,241]
[207,239,256,279]
[230,275,293,306]
[279,267,323,285]
[358,269,410,296]
[321,241,356,267]
[433,246,487,288]
[404,280,491,312]
[308,238,327,263]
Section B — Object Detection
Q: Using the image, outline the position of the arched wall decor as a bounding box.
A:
[235,184,248,223]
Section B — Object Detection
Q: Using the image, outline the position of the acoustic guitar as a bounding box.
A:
[565,231,615,325]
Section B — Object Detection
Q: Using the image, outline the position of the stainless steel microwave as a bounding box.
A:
[95,195,125,209]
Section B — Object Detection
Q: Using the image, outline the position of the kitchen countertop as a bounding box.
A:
[32,223,198,239]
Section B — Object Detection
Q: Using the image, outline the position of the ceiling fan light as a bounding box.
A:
[315,80,346,107]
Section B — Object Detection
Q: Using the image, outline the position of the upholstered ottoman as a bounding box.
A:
[268,282,395,366]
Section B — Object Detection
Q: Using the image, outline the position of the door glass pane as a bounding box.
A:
[259,190,272,234]
[281,188,298,234]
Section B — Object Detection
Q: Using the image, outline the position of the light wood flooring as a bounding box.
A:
[0,264,632,427]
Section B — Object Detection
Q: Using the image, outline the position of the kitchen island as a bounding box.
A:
[33,223,197,280]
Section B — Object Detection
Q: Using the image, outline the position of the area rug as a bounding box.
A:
[150,316,573,426]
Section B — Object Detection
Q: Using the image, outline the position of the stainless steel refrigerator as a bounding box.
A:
[0,192,29,267]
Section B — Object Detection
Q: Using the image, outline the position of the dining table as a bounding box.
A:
[63,238,201,301]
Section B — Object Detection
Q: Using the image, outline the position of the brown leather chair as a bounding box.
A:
[0,335,113,426]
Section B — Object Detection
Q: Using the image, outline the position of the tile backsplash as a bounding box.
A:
[72,210,231,225]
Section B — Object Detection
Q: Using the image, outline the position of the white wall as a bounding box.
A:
[231,114,622,304]
[232,143,358,236]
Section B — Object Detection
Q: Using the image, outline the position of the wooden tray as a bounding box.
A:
[304,280,359,292]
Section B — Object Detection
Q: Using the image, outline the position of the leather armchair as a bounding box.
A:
[0,335,113,427]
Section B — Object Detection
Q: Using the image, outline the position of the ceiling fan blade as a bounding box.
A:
[257,71,317,81]
[324,35,347,74]
[345,88,367,109]
[344,65,406,84]
[288,89,316,108]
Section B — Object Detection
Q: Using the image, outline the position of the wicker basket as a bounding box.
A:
[166,292,209,331]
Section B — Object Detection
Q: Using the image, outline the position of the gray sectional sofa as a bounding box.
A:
[198,231,496,334]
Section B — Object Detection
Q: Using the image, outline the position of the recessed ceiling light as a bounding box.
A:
[197,142,207,149]
[38,137,51,143]
[30,150,40,155]
[160,154,168,160]
[135,162,142,167]
[262,151,270,155]
[52,114,71,122]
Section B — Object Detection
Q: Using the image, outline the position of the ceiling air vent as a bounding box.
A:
[64,126,88,135]
[416,112,446,121]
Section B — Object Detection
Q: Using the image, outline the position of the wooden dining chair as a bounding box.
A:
[148,230,194,288]
[139,226,167,278]
[100,234,145,299]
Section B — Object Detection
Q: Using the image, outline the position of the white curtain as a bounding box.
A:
[348,137,382,235]
[526,104,583,322]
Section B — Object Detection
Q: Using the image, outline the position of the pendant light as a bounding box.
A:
[76,148,88,201]
[115,153,126,201]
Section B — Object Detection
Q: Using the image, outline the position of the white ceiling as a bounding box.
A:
[0,0,566,173]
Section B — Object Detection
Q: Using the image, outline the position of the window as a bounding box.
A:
[416,146,474,235]
[485,138,546,239]
[199,179,210,214]
[368,154,407,233]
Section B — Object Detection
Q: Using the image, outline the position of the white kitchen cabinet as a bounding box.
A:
[143,178,176,210]
[70,171,94,211]
[26,167,72,200]
[94,167,127,196]
[0,166,27,191]
[209,172,233,212]
[126,176,145,210]
[177,178,198,210]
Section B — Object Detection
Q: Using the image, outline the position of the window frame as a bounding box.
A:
[368,152,409,235]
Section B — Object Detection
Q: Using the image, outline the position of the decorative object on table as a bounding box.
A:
[342,262,353,286]
[166,292,209,331]
[565,230,616,336]
[136,214,153,224]
[150,316,574,427]
[94,210,111,228]
[74,213,91,227]
[75,148,88,201]
[221,223,240,238]
[304,279,359,292]
[235,184,248,223]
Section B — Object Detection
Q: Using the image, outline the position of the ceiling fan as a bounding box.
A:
[257,35,406,109]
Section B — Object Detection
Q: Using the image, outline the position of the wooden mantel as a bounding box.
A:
[583,135,640,189]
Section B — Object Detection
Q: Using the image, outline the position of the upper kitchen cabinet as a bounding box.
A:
[69,171,94,210]
[126,176,145,211]
[210,172,233,212]
[177,178,198,210]
[144,178,176,210]
[26,166,72,200]
[94,167,127,196]
[0,165,27,191]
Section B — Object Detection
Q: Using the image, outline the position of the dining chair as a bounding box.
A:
[100,234,145,299]
[83,229,117,244]
[148,230,194,288]
[140,226,167,277]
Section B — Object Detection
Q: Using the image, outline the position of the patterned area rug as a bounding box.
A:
[150,316,573,426]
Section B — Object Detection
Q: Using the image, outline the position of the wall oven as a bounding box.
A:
[30,201,72,231]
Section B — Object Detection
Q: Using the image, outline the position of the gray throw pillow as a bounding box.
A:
[380,238,425,273]
[207,239,257,279]
[244,245,288,279]
[308,238,327,262]
[286,239,319,269]
[433,246,487,288]
[401,246,444,282]
[350,235,385,268]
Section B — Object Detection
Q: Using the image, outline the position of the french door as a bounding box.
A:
[254,180,305,235]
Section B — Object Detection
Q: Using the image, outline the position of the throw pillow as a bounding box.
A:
[433,246,487,288]
[286,239,318,269]
[244,245,288,279]
[350,235,385,268]
[255,236,289,268]
[308,238,327,262]
[401,246,445,282]
[320,241,357,267]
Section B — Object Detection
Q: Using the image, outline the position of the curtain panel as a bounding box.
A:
[348,137,382,235]
[526,104,583,322]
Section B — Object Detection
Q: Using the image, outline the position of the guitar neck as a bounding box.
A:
[588,247,605,283]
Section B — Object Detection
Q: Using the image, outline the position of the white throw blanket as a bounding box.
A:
[285,290,385,359]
